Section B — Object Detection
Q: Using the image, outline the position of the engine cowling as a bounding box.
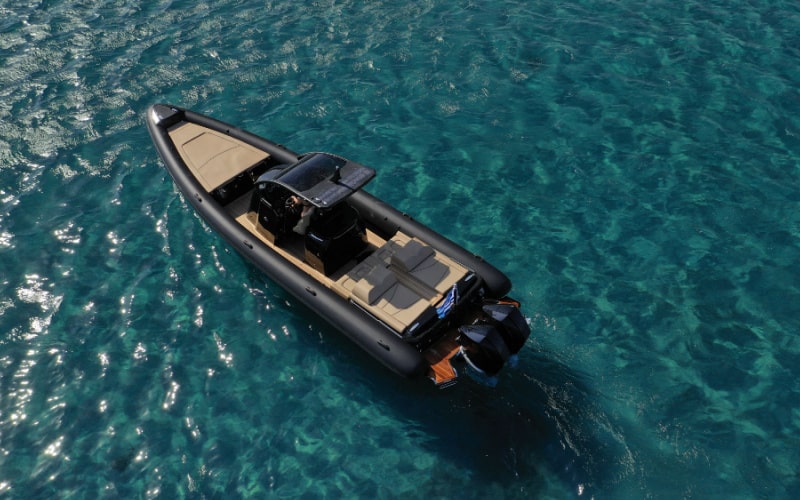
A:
[458,324,510,376]
[481,302,531,354]
[457,301,531,376]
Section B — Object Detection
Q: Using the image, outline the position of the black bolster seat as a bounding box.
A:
[304,203,367,275]
[250,167,289,243]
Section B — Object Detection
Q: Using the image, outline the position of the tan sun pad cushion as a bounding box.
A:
[342,259,432,333]
[169,122,268,191]
[388,234,467,296]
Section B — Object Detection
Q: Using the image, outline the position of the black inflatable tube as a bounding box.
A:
[147,105,427,378]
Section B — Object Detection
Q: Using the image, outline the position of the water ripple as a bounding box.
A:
[0,0,799,497]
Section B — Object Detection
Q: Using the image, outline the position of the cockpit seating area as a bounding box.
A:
[249,179,292,244]
[248,167,294,243]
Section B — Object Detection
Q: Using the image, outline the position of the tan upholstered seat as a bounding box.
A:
[352,265,396,304]
[348,265,432,333]
[333,232,469,334]
[388,235,467,296]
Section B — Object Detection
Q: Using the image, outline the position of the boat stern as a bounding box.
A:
[425,299,531,387]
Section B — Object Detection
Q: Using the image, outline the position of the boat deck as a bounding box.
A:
[226,192,469,331]
[168,121,269,191]
[169,117,469,386]
[226,193,465,386]
[224,192,378,285]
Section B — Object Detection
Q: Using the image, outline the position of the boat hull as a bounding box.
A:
[146,104,519,381]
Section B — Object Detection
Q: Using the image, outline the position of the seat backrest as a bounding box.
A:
[352,266,397,305]
[391,238,434,271]
[309,203,362,239]
[256,198,283,240]
[250,172,297,238]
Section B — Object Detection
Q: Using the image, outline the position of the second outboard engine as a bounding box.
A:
[481,302,531,354]
[457,301,531,377]
[458,325,510,376]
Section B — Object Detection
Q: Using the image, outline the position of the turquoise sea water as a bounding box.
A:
[2,0,799,497]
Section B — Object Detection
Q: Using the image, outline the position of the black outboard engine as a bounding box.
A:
[458,325,510,376]
[457,301,530,376]
[481,303,531,354]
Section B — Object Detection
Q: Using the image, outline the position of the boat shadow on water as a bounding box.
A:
[248,269,629,498]
[401,354,629,498]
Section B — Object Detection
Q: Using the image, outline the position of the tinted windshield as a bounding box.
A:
[267,153,375,208]
[278,154,347,192]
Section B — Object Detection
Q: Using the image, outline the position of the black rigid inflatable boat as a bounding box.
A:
[146,104,530,386]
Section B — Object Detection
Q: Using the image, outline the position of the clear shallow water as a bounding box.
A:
[1,0,799,497]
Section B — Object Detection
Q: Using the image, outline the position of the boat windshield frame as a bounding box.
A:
[265,152,375,208]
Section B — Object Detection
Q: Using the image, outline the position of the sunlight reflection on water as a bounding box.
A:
[0,0,798,497]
